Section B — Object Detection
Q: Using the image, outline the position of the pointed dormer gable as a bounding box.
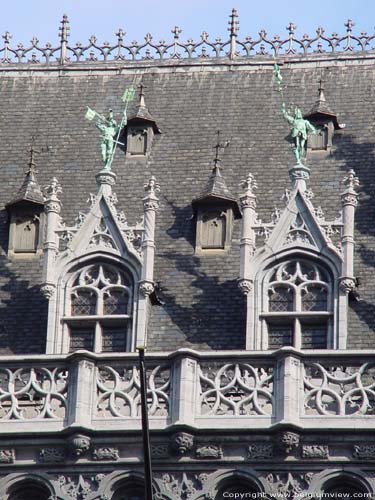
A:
[56,170,143,270]
[262,187,342,263]
[238,163,357,351]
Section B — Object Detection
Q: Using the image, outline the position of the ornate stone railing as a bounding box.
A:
[0,349,374,434]
[1,11,375,67]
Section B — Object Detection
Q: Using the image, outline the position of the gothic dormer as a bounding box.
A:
[125,84,161,157]
[304,80,344,153]
[6,146,45,258]
[192,163,240,255]
[238,163,359,351]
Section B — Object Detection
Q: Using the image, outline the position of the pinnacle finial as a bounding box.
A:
[138,81,146,108]
[44,177,62,198]
[144,175,160,195]
[27,144,39,177]
[228,8,239,37]
[213,130,230,170]
[318,78,326,102]
[240,173,258,195]
[59,13,70,42]
[343,169,359,190]
[228,8,239,59]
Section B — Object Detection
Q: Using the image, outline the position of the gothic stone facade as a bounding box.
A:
[0,12,374,500]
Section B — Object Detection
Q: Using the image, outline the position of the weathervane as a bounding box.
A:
[273,63,316,165]
[213,130,230,169]
[85,79,137,171]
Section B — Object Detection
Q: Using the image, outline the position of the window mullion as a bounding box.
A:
[294,318,301,349]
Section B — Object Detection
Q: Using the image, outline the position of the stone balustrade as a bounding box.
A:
[0,348,373,434]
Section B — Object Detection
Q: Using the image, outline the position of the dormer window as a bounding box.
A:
[263,259,332,350]
[127,126,148,156]
[64,262,134,353]
[6,147,45,258]
[192,163,241,255]
[305,80,344,154]
[125,84,160,158]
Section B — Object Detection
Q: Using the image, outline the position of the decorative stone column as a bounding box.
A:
[136,176,160,347]
[42,177,62,299]
[238,173,257,294]
[339,169,359,295]
[238,173,257,349]
[42,178,62,354]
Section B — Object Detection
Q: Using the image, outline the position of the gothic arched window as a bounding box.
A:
[263,259,332,350]
[215,481,259,500]
[65,262,133,353]
[112,484,144,500]
[8,482,51,500]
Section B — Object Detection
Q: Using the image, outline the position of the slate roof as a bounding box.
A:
[0,54,374,353]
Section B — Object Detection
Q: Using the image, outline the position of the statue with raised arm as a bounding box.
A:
[95,109,121,169]
[281,103,317,164]
[85,83,136,171]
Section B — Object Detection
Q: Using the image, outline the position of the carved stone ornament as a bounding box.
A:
[158,471,208,500]
[96,169,117,187]
[0,448,15,463]
[265,472,314,499]
[143,199,160,211]
[277,431,300,454]
[195,444,223,459]
[239,195,257,210]
[151,444,169,458]
[170,432,194,455]
[67,434,91,457]
[339,277,357,294]
[139,280,155,297]
[302,445,329,459]
[41,284,56,299]
[39,447,65,463]
[238,278,253,295]
[44,200,62,214]
[248,443,274,460]
[353,444,375,460]
[92,447,119,461]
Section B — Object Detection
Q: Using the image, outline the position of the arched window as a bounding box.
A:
[215,481,259,500]
[112,484,144,500]
[323,478,368,500]
[65,262,134,353]
[263,259,332,350]
[8,481,51,500]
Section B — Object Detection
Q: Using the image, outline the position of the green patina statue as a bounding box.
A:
[273,63,316,164]
[281,103,317,164]
[85,82,136,171]
[95,110,121,168]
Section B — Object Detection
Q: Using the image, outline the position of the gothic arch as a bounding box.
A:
[308,469,374,498]
[191,469,264,500]
[48,252,141,354]
[250,247,342,350]
[0,473,55,500]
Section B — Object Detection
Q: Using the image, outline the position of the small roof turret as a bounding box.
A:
[304,79,343,130]
[127,83,161,134]
[6,146,44,209]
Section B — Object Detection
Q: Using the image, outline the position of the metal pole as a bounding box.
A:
[138,346,154,500]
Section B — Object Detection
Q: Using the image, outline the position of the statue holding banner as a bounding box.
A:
[85,83,136,171]
[273,63,316,165]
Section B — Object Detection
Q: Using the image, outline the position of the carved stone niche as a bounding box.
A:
[192,168,241,256]
[304,81,344,156]
[6,199,44,259]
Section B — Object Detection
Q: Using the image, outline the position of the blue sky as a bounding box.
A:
[0,0,374,48]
